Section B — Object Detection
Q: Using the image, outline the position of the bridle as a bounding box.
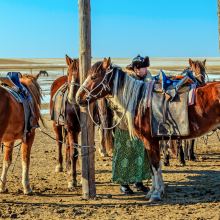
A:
[80,66,114,102]
[79,65,130,130]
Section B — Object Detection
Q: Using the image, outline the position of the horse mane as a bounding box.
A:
[194,60,206,71]
[110,67,148,137]
[20,74,43,125]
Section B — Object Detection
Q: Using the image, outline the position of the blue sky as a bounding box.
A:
[0,0,218,58]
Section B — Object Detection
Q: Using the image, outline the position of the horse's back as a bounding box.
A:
[0,86,24,140]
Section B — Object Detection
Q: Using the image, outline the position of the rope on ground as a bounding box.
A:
[200,129,220,146]
[37,127,95,149]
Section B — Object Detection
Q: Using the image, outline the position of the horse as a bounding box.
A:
[75,57,220,202]
[161,58,207,166]
[161,139,196,166]
[39,70,49,77]
[0,73,42,194]
[188,58,206,85]
[50,55,113,190]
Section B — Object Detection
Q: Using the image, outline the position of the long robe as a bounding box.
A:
[112,71,152,184]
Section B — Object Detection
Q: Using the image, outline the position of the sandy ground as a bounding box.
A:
[0,58,220,219]
[0,113,219,220]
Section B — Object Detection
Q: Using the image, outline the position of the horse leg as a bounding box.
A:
[65,130,71,172]
[21,133,35,195]
[189,139,196,161]
[183,140,189,160]
[160,140,170,166]
[67,131,79,190]
[145,139,165,202]
[53,123,64,172]
[177,139,185,166]
[98,128,108,157]
[0,141,14,193]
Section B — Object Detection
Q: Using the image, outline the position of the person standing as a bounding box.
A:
[112,55,152,194]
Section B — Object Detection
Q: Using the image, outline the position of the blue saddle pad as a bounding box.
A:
[153,70,179,91]
[7,72,23,90]
[7,72,31,99]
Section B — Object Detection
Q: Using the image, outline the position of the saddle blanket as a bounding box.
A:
[51,83,68,125]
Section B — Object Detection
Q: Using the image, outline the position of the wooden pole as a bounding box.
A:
[218,0,220,51]
[78,0,96,199]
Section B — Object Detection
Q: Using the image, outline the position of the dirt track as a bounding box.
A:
[0,114,219,220]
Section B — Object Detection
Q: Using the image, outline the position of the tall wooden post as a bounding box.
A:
[78,0,96,199]
[218,0,220,51]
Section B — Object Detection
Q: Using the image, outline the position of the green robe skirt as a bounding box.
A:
[112,128,152,184]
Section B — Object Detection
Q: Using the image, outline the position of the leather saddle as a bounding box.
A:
[150,70,196,137]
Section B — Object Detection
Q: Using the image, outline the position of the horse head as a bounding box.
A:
[65,55,79,103]
[76,57,112,106]
[189,58,206,84]
[66,55,79,84]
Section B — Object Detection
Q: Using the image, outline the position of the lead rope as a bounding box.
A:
[87,98,128,130]
[86,71,137,130]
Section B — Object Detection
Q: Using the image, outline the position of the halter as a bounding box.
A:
[80,66,114,101]
[79,66,130,130]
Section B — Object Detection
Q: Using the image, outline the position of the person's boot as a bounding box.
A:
[134,182,149,192]
[120,185,134,195]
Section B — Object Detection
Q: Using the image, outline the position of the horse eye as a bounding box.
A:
[91,75,96,80]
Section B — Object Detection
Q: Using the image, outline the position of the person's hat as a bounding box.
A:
[126,55,150,70]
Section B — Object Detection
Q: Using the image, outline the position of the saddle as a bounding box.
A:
[0,72,37,142]
[150,70,197,137]
[51,83,68,125]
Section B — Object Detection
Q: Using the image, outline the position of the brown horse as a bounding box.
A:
[50,55,113,190]
[189,58,206,85]
[0,74,42,194]
[76,57,220,202]
[162,58,207,166]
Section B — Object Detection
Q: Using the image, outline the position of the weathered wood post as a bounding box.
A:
[218,0,220,51]
[78,0,96,199]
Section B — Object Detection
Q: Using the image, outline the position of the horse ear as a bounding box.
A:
[102,57,111,69]
[189,58,193,67]
[66,54,73,66]
[203,59,206,66]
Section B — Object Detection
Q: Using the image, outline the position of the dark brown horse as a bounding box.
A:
[50,55,113,190]
[76,57,220,202]
[0,74,42,194]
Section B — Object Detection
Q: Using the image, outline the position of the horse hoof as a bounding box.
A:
[24,188,33,195]
[149,196,161,203]
[163,161,170,166]
[0,188,8,193]
[149,191,162,203]
[55,165,63,173]
[67,181,77,191]
[98,149,109,157]
[145,190,154,199]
